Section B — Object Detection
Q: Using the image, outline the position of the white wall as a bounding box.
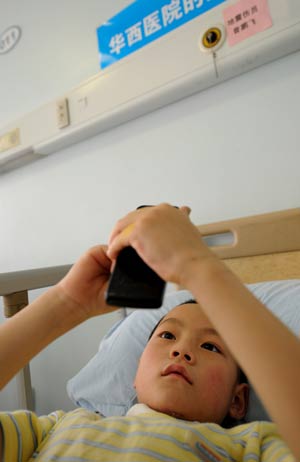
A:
[0,1,299,414]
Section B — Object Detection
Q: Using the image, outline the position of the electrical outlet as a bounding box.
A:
[0,128,20,153]
[56,98,70,129]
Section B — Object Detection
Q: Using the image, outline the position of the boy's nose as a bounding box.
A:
[171,350,194,363]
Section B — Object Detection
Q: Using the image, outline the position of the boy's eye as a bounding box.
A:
[201,342,221,354]
[160,331,175,340]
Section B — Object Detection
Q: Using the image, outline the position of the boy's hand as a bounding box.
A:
[107,203,216,288]
[57,245,117,318]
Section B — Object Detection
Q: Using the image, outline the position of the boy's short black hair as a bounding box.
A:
[148,300,197,341]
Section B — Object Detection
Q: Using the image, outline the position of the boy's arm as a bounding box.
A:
[185,257,300,458]
[107,203,300,459]
[0,286,85,390]
[0,245,117,390]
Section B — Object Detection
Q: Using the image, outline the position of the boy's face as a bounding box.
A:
[134,303,247,423]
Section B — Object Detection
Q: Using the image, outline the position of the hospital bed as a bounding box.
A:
[0,207,300,412]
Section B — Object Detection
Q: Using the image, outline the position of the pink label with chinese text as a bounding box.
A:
[223,0,273,46]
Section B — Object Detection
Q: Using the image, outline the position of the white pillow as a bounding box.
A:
[67,280,300,421]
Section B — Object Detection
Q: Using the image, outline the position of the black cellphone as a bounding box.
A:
[105,205,166,308]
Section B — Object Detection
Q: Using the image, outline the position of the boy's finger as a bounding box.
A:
[180,206,191,216]
[107,229,132,261]
[108,219,129,245]
[108,209,141,245]
[121,223,135,238]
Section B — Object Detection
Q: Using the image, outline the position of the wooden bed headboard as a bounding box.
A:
[197,208,300,283]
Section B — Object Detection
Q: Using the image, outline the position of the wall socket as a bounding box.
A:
[56,98,70,129]
[0,128,20,153]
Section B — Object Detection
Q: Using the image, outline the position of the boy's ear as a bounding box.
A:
[228,383,249,420]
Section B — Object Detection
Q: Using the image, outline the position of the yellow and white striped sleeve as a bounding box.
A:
[0,409,64,462]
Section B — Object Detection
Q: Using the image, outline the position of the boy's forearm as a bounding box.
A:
[0,286,86,390]
[183,257,300,458]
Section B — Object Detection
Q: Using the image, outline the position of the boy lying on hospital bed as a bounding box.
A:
[0,204,299,461]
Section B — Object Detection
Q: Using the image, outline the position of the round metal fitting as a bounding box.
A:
[202,27,223,49]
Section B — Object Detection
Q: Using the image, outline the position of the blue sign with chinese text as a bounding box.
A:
[97,0,226,69]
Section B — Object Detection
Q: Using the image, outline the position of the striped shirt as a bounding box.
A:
[0,405,295,461]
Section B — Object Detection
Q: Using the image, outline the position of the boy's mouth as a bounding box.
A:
[161,364,193,385]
